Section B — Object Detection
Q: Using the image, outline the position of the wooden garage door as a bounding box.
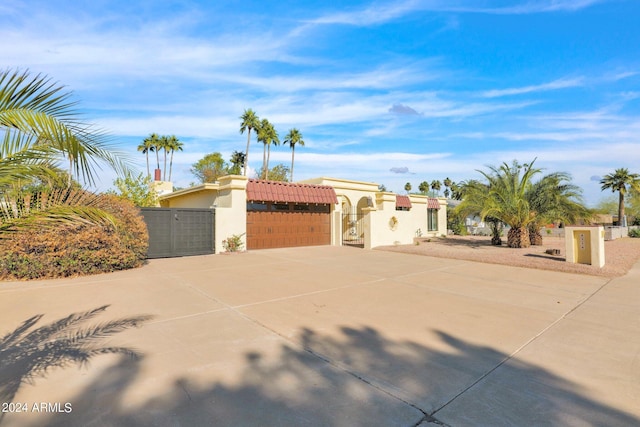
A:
[247,206,331,250]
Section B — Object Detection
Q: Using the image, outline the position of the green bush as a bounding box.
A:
[222,233,245,252]
[629,228,640,238]
[0,194,148,280]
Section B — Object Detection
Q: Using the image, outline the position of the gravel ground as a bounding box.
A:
[377,235,640,278]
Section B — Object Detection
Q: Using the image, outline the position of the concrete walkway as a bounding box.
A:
[0,246,638,426]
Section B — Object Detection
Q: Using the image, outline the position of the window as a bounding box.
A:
[310,204,330,213]
[428,209,438,231]
[273,203,290,211]
[395,206,410,211]
[247,202,268,211]
[294,204,310,211]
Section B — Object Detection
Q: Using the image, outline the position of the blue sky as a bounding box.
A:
[3,0,640,205]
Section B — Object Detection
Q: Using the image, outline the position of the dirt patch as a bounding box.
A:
[377,235,640,278]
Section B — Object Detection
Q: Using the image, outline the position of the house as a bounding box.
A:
[156,175,447,254]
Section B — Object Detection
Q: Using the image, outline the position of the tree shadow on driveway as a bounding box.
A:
[0,305,152,424]
[7,322,637,427]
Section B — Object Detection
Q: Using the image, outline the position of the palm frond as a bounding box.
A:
[0,187,116,235]
[1,69,134,186]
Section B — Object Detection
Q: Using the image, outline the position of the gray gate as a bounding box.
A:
[141,208,215,258]
[342,212,364,248]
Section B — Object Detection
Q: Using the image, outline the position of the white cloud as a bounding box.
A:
[304,0,605,29]
[481,77,584,98]
[305,0,422,26]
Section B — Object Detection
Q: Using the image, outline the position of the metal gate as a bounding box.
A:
[141,208,215,258]
[342,212,364,248]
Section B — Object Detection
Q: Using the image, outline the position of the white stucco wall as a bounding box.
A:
[364,193,446,248]
[301,177,447,248]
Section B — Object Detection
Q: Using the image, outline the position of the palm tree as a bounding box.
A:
[257,119,278,179]
[450,182,463,200]
[239,109,259,176]
[526,172,592,245]
[483,160,541,248]
[283,128,305,181]
[418,181,430,195]
[0,69,130,232]
[166,135,183,182]
[477,160,542,248]
[431,180,442,196]
[229,151,246,175]
[140,133,162,179]
[455,179,504,245]
[159,135,170,180]
[143,133,161,178]
[0,69,130,187]
[404,182,412,193]
[0,186,116,234]
[600,168,640,227]
[137,139,155,178]
[443,177,452,199]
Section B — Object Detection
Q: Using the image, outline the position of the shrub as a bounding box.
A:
[222,234,245,252]
[0,194,148,280]
[629,228,640,238]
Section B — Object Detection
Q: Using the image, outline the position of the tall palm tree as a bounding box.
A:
[137,139,155,178]
[0,69,130,187]
[143,133,161,178]
[257,119,278,179]
[239,109,259,176]
[266,126,279,180]
[283,128,305,181]
[166,135,183,182]
[526,171,592,245]
[600,168,640,227]
[159,135,170,180]
[430,180,442,196]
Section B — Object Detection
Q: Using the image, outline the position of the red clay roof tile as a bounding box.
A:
[247,179,338,204]
[396,195,412,209]
[427,198,440,209]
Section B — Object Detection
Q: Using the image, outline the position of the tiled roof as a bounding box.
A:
[396,195,412,209]
[247,179,338,204]
[428,198,440,209]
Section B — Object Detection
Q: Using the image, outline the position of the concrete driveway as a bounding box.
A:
[1,246,638,426]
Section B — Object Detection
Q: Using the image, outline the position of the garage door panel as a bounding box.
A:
[247,207,331,250]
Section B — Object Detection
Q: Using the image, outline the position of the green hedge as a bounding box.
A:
[0,195,148,280]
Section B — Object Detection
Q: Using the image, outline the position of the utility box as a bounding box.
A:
[565,226,605,268]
